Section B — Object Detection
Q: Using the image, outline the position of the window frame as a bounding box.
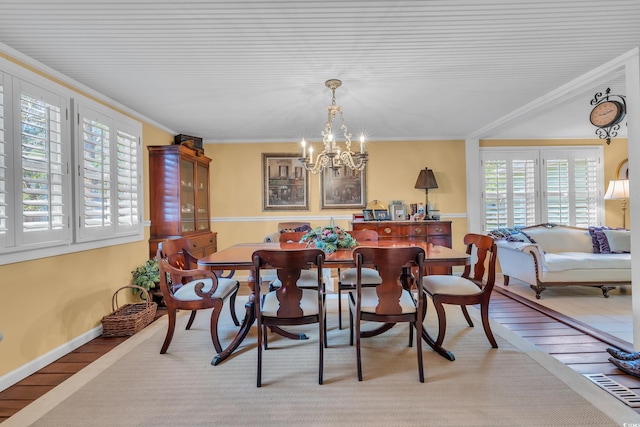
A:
[480,146,604,231]
[0,57,144,266]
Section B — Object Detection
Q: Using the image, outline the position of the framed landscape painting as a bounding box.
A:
[320,166,366,209]
[262,153,309,211]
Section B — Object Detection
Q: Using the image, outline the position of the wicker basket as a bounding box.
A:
[101,285,158,337]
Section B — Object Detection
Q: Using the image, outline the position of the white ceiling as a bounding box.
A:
[0,0,638,143]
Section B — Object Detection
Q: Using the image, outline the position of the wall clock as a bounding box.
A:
[589,88,626,144]
[589,100,625,128]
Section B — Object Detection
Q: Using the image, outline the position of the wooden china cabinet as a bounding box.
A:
[351,220,453,274]
[148,144,213,258]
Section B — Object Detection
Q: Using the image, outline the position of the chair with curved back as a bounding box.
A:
[252,248,326,387]
[267,231,323,292]
[182,234,240,328]
[349,246,426,382]
[421,233,498,349]
[337,229,382,329]
[156,238,240,354]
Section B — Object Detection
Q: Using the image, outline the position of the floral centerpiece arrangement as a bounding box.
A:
[299,225,358,253]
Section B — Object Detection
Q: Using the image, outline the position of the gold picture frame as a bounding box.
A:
[262,153,309,211]
[616,158,629,180]
[320,166,366,209]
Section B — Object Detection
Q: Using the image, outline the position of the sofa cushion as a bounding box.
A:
[524,226,593,253]
[543,252,631,272]
[603,229,631,253]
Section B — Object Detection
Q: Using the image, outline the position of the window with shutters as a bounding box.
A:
[16,80,70,248]
[0,58,143,264]
[75,101,141,241]
[480,147,603,231]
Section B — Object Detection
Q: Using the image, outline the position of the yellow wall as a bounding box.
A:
[207,140,469,253]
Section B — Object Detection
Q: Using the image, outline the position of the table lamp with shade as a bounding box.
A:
[414,167,438,217]
[604,179,629,229]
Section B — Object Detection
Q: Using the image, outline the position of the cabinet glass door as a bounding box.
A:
[195,163,210,232]
[180,159,196,233]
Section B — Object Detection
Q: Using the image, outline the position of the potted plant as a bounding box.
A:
[131,258,163,305]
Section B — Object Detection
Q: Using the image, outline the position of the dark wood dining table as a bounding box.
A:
[198,240,469,365]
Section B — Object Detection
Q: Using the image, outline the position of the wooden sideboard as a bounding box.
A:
[352,220,453,274]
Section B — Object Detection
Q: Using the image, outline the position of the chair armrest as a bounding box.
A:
[159,258,222,298]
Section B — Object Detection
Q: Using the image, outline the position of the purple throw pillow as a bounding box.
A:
[594,230,611,254]
[588,226,611,253]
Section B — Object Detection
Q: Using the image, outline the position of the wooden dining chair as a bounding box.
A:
[267,232,325,292]
[182,233,240,328]
[156,239,240,354]
[252,248,326,387]
[337,230,382,329]
[422,233,499,349]
[349,246,426,382]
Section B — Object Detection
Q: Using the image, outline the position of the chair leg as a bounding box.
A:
[408,321,414,347]
[356,313,362,381]
[263,324,269,350]
[416,313,424,383]
[336,285,342,328]
[160,309,177,354]
[480,303,498,348]
[433,299,448,347]
[209,302,224,354]
[349,297,354,346]
[319,312,324,384]
[461,305,474,327]
[185,310,197,330]
[229,288,240,326]
[257,319,263,387]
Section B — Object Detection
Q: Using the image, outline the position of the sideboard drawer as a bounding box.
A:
[408,224,428,238]
[378,224,408,238]
[426,223,451,236]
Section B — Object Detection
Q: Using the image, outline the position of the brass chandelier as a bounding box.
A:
[299,79,368,175]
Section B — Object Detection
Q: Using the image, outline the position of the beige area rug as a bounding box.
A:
[6,297,640,427]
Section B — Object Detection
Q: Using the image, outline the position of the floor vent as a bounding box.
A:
[583,373,640,408]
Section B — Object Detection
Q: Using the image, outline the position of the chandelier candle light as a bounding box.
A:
[299,79,368,175]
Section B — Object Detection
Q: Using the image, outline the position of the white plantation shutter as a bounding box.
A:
[81,114,112,229]
[115,122,140,231]
[76,100,141,241]
[17,81,70,246]
[0,73,7,247]
[481,147,603,231]
[542,149,601,227]
[0,73,8,248]
[481,150,537,230]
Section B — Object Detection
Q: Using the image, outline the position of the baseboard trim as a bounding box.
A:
[0,326,102,392]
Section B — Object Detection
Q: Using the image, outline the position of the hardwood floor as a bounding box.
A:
[1,289,639,422]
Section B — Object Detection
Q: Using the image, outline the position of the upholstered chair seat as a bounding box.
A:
[173,277,239,301]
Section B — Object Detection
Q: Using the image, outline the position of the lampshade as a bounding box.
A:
[414,168,438,190]
[604,179,629,200]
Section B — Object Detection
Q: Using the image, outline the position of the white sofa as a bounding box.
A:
[493,224,631,299]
